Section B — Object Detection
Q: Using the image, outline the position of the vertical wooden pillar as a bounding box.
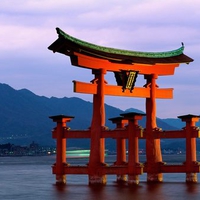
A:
[121,112,144,185]
[49,115,74,185]
[88,68,107,185]
[178,114,200,183]
[109,117,128,183]
[145,74,163,182]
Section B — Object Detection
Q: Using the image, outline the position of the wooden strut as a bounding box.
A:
[145,74,163,182]
[88,69,107,185]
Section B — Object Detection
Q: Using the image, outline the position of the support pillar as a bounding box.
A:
[178,114,200,183]
[109,117,128,183]
[145,74,163,182]
[49,115,74,185]
[121,112,144,185]
[88,69,107,185]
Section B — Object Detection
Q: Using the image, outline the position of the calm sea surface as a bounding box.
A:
[0,155,200,200]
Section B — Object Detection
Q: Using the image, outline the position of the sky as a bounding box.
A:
[0,0,200,119]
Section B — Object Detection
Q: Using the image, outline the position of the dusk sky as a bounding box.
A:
[0,0,200,118]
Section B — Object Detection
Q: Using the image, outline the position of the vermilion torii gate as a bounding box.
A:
[48,28,199,185]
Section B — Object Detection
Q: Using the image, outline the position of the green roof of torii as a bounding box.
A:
[56,28,184,58]
[48,28,193,65]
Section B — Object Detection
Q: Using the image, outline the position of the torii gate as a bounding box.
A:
[48,28,194,185]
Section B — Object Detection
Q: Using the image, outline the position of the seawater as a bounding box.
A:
[0,155,200,200]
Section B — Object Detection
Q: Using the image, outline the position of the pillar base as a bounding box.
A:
[116,175,127,184]
[128,175,139,185]
[147,173,163,182]
[56,175,66,185]
[89,175,107,185]
[186,173,197,183]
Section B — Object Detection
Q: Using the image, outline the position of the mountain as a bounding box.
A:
[0,83,197,151]
[0,83,123,147]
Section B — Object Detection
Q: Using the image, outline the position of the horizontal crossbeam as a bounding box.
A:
[52,164,200,175]
[52,129,200,139]
[73,80,173,99]
[52,165,143,175]
[72,52,179,75]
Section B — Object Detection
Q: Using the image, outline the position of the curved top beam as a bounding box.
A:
[48,27,193,66]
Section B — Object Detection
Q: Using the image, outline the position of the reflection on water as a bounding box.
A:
[53,181,200,200]
[0,155,200,200]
